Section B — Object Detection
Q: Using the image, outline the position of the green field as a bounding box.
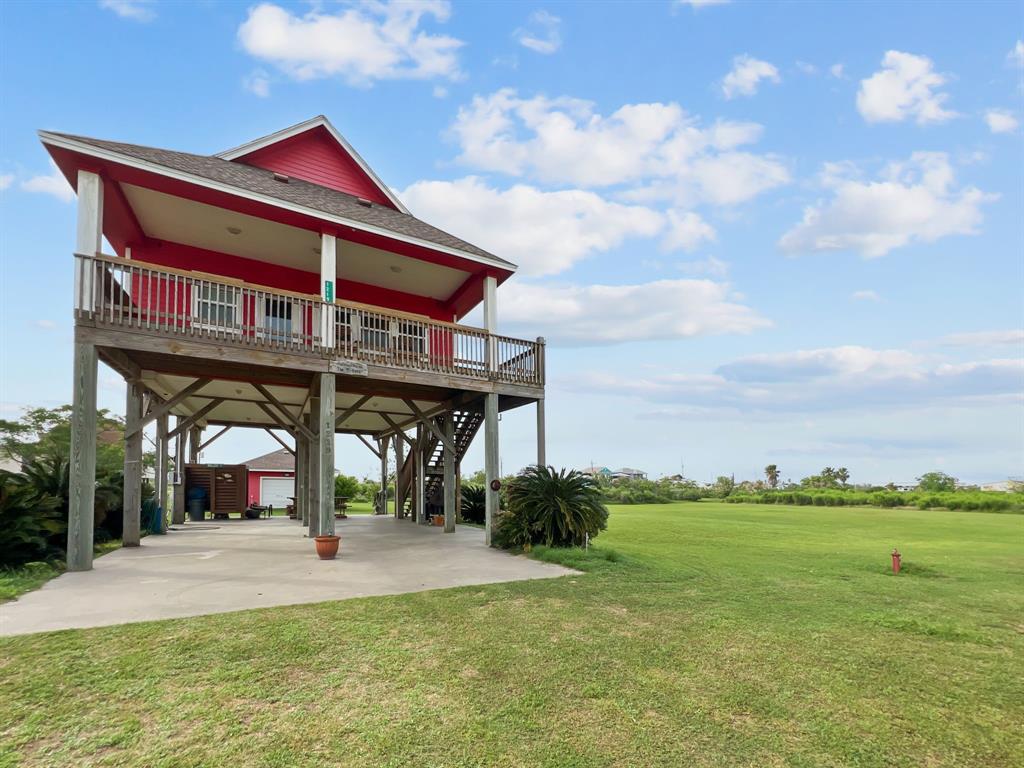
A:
[1,502,1021,767]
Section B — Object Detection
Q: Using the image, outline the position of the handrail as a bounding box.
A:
[74,252,544,387]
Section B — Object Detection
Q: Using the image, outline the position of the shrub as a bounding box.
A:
[460,484,486,524]
[495,466,609,549]
[0,470,64,566]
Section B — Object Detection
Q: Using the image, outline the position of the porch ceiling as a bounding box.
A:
[140,372,438,436]
[123,184,471,301]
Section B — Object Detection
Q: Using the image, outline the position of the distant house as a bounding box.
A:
[244,449,295,508]
[980,479,1023,493]
[611,468,648,481]
[579,465,612,479]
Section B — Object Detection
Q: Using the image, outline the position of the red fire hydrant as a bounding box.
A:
[891,548,901,575]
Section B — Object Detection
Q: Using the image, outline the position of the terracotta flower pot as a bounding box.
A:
[432,515,445,527]
[314,535,341,560]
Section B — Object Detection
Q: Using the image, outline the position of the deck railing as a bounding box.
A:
[74,253,544,387]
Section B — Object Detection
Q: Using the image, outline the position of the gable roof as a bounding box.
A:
[217,116,409,214]
[38,129,515,272]
[243,448,294,471]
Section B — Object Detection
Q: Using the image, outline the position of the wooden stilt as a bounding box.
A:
[415,424,426,524]
[308,394,321,538]
[379,436,388,515]
[123,380,143,546]
[171,420,185,525]
[296,425,308,524]
[155,413,169,534]
[443,412,456,533]
[317,373,336,538]
[67,341,98,571]
[484,392,500,547]
[394,434,405,518]
[536,397,546,468]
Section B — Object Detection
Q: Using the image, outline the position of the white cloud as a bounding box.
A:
[1009,40,1024,68]
[500,278,770,345]
[939,329,1024,347]
[985,109,1018,134]
[449,89,789,205]
[572,345,1023,413]
[21,160,74,203]
[779,152,994,258]
[662,211,716,251]
[851,289,880,302]
[677,255,729,277]
[514,10,561,55]
[32,320,57,330]
[432,84,448,98]
[98,0,155,22]
[237,1,463,87]
[829,63,845,79]
[400,177,663,276]
[856,51,956,124]
[721,55,780,99]
[0,173,13,191]
[796,61,818,75]
[676,0,731,7]
[242,69,271,98]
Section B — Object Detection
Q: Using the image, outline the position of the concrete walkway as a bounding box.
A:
[0,516,574,636]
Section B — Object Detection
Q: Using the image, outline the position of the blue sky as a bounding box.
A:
[1,0,1021,485]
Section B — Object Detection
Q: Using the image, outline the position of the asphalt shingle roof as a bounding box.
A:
[243,449,295,471]
[49,132,512,268]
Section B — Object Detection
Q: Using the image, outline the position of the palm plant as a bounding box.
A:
[460,484,486,524]
[497,466,609,549]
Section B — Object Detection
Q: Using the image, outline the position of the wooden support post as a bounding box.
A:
[123,381,143,547]
[443,412,456,533]
[172,420,186,525]
[296,425,308,524]
[484,392,500,547]
[415,424,426,524]
[536,397,546,468]
[379,437,388,515]
[484,275,498,373]
[394,433,405,518]
[317,373,336,538]
[308,395,321,537]
[155,413,169,534]
[188,426,201,463]
[67,342,98,571]
[320,234,337,349]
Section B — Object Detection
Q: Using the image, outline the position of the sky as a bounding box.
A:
[0,0,1022,486]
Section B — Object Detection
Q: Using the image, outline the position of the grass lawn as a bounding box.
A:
[1,502,1021,767]
[0,541,121,604]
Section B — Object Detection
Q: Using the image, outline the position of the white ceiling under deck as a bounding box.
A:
[142,372,438,437]
[122,184,471,302]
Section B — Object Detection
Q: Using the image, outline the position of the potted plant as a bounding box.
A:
[314,535,341,559]
[432,514,445,527]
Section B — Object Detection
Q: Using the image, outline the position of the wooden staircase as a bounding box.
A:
[398,409,483,518]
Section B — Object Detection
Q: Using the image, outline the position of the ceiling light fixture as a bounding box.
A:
[227,226,242,235]
[389,265,402,273]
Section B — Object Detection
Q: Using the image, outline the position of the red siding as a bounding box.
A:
[248,470,294,506]
[130,240,453,321]
[234,127,396,208]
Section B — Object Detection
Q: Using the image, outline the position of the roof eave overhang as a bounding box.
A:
[37,130,517,278]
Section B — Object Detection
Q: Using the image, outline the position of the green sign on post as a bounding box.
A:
[324,280,334,303]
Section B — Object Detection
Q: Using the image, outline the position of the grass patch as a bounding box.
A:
[1,504,1021,767]
[0,540,121,603]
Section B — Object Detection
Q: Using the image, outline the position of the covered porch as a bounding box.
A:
[0,516,575,636]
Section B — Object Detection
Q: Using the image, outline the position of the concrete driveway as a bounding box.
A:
[0,516,574,636]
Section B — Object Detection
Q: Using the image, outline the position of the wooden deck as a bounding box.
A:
[74,252,545,395]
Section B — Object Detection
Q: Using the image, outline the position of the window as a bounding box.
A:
[260,297,294,342]
[394,320,425,355]
[193,283,241,332]
[360,314,390,351]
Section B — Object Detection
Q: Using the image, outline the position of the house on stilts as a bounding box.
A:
[41,116,545,571]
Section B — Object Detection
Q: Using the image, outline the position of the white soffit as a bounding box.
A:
[123,184,469,301]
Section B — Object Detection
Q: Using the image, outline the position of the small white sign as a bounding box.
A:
[330,360,369,376]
